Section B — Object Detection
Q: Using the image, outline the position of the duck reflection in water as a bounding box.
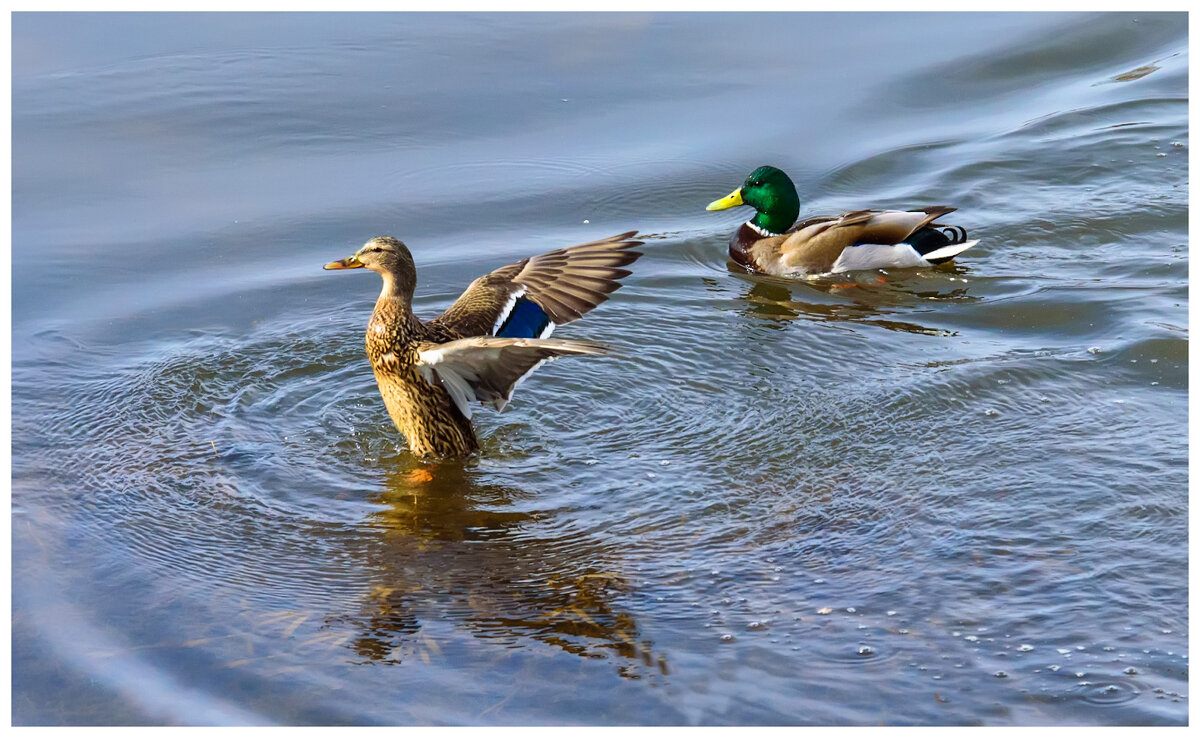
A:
[333,459,667,678]
[728,264,977,337]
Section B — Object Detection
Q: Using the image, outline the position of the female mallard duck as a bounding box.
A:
[706,165,978,276]
[325,232,643,458]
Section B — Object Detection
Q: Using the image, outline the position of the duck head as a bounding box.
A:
[324,236,418,299]
[706,165,800,237]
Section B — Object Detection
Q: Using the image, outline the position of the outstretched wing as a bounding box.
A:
[431,231,643,339]
[414,336,609,418]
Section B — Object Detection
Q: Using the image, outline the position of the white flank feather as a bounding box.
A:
[830,243,931,273]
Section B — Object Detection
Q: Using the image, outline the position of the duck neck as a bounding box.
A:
[371,272,422,342]
[748,203,797,238]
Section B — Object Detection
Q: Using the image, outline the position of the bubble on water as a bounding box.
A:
[994,671,1008,678]
[720,634,735,643]
[1088,346,1102,354]
[1018,644,1034,652]
[1075,671,1086,678]
[984,408,999,417]
[817,607,832,615]
[660,460,670,466]
[1102,646,1115,652]
[1157,152,1167,157]
[845,607,857,613]
[1151,358,1159,363]
[886,610,897,616]
[1057,648,1071,655]
[965,635,979,642]
[1076,645,1086,651]
[583,458,599,466]
[857,645,874,656]
[813,578,825,584]
[646,472,657,479]
[747,621,768,631]
[1079,679,1143,705]
[898,629,910,635]
[1049,665,1060,671]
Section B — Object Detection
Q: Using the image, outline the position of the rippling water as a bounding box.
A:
[12,12,1188,725]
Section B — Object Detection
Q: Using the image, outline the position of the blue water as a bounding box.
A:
[11,12,1188,725]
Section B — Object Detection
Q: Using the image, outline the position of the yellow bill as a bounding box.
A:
[323,255,364,270]
[706,188,744,211]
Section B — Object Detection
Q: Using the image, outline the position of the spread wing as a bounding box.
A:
[430,231,643,339]
[414,337,609,418]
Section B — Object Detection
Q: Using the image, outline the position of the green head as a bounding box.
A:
[706,165,800,236]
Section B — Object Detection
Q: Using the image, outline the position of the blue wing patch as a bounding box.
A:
[496,296,552,338]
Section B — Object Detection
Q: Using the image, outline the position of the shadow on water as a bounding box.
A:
[332,459,667,679]
[727,266,977,337]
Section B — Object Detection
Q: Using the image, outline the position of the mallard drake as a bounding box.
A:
[706,165,978,276]
[325,232,643,458]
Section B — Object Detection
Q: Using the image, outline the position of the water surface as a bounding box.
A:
[11,11,1188,725]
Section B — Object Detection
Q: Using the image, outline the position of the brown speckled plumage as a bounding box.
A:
[325,232,642,458]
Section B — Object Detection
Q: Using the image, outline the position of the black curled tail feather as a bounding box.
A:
[907,223,969,258]
[940,224,969,245]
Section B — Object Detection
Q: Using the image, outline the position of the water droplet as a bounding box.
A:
[1049,665,1060,672]
[1057,648,1071,655]
[1018,644,1034,652]
[817,607,832,615]
[857,645,874,656]
[1075,672,1086,678]
[846,607,857,613]
[994,671,1008,678]
[886,610,897,616]
[965,635,979,642]
[646,472,657,479]
[984,408,999,417]
[720,634,735,642]
[747,621,767,631]
[583,458,599,466]
[898,629,910,635]
[1124,667,1139,675]
[1088,346,1102,354]
[813,578,825,584]
[660,460,670,466]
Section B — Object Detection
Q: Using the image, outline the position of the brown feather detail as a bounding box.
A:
[743,208,971,275]
[417,337,610,411]
[336,231,640,458]
[432,231,643,336]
